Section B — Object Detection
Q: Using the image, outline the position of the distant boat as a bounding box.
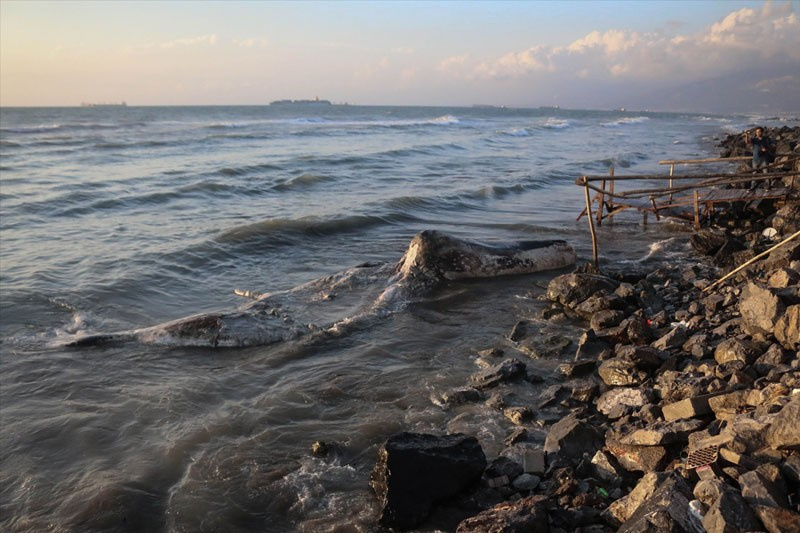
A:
[81,102,127,108]
[269,98,332,106]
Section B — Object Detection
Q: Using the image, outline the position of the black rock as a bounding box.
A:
[370,432,487,530]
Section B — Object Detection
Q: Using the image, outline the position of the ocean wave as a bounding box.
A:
[543,118,570,129]
[272,173,336,191]
[214,214,410,245]
[0,122,119,134]
[602,116,650,127]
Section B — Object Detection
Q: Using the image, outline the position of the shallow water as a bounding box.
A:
[0,105,784,531]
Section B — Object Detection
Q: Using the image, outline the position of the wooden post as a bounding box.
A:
[608,170,615,221]
[583,176,599,269]
[649,196,660,221]
[598,178,605,227]
[669,163,674,203]
[693,190,700,229]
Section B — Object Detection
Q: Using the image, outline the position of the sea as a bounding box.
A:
[0,104,790,531]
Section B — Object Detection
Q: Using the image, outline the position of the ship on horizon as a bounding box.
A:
[81,101,127,108]
[269,97,332,106]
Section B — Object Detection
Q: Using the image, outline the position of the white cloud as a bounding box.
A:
[160,34,219,49]
[234,37,269,48]
[457,1,799,84]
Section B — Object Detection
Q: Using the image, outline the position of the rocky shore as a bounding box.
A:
[362,126,800,532]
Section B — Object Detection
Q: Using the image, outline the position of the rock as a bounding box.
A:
[522,449,546,475]
[693,478,727,507]
[456,495,549,533]
[774,304,800,350]
[505,427,528,446]
[662,391,728,421]
[767,267,800,288]
[590,309,625,330]
[604,473,668,526]
[701,484,761,533]
[708,390,750,420]
[765,395,800,450]
[469,358,526,390]
[651,325,689,351]
[713,337,761,365]
[570,379,598,403]
[618,418,706,446]
[557,359,596,378]
[623,315,653,345]
[504,406,533,425]
[739,282,786,337]
[439,388,482,407]
[754,505,800,533]
[575,329,613,359]
[596,388,654,419]
[508,320,529,342]
[606,440,669,472]
[597,358,648,386]
[690,228,744,261]
[546,273,618,309]
[591,449,624,486]
[370,432,486,529]
[617,474,694,533]
[543,413,604,468]
[512,473,541,491]
[739,469,789,509]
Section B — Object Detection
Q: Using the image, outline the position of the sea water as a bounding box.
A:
[0,105,781,531]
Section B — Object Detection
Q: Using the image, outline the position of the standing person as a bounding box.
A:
[745,127,773,170]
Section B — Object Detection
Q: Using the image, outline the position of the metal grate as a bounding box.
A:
[685,444,719,470]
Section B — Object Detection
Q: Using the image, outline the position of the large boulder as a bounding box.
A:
[370,432,486,529]
[739,282,785,338]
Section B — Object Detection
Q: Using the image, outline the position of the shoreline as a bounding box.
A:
[365,126,800,531]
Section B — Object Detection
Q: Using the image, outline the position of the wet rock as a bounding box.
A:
[504,406,533,425]
[575,329,613,359]
[508,320,530,342]
[469,358,526,390]
[543,413,604,468]
[456,495,549,533]
[690,228,745,262]
[546,273,619,309]
[617,473,694,533]
[439,388,483,407]
[740,282,786,337]
[557,360,596,378]
[774,304,800,350]
[505,427,528,446]
[701,484,761,533]
[597,358,648,386]
[370,432,486,529]
[485,456,524,486]
[596,387,654,419]
[622,315,653,345]
[522,449,546,475]
[754,505,800,533]
[765,394,800,450]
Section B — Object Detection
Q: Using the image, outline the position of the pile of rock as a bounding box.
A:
[366,160,799,530]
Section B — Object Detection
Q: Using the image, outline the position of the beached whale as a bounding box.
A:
[66,230,575,348]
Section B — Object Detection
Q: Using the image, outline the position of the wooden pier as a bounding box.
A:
[576,154,799,267]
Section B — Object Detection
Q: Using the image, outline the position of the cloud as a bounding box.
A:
[461,1,799,84]
[234,37,269,48]
[160,34,219,49]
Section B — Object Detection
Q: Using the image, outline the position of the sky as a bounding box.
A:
[1,0,799,113]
